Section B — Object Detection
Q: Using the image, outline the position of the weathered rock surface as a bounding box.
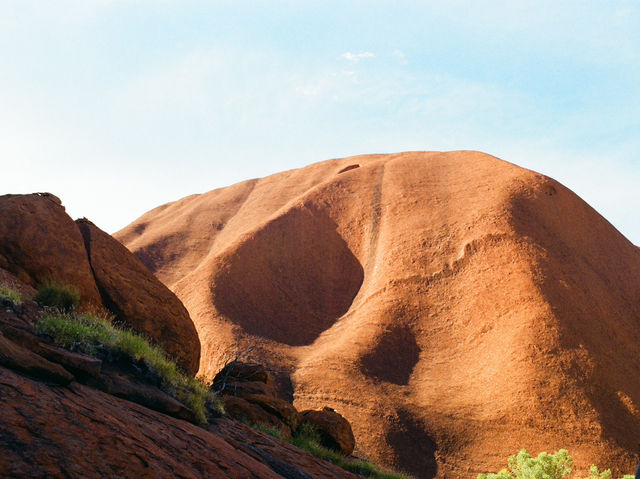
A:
[76,219,200,374]
[0,194,102,306]
[214,360,274,387]
[0,364,359,479]
[223,395,293,438]
[0,332,73,385]
[118,151,640,478]
[0,303,359,478]
[215,361,301,439]
[210,418,363,479]
[300,408,355,456]
[243,394,300,432]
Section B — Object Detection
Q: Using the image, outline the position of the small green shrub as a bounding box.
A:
[478,449,633,479]
[0,284,22,305]
[478,449,573,479]
[580,466,635,479]
[34,282,80,310]
[582,466,612,479]
[37,311,220,424]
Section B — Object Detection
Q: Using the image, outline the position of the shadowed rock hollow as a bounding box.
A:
[212,206,364,346]
[117,151,640,479]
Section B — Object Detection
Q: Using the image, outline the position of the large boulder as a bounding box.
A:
[222,395,293,438]
[213,361,274,390]
[243,394,300,432]
[300,408,355,456]
[215,361,300,438]
[76,219,200,375]
[0,193,102,306]
[115,151,640,477]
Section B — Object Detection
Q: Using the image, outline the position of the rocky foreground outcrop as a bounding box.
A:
[0,193,102,306]
[214,360,355,455]
[77,218,200,374]
[0,194,200,374]
[0,357,361,479]
[118,151,640,478]
[0,272,360,478]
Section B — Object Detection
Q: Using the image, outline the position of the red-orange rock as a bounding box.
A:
[213,361,274,387]
[222,395,293,439]
[0,194,101,306]
[0,364,360,478]
[0,332,73,385]
[211,418,363,479]
[76,219,200,375]
[300,408,355,456]
[223,380,279,398]
[117,151,640,478]
[243,393,300,432]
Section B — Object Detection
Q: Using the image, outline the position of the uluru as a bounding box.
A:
[3,2,638,477]
[114,150,640,478]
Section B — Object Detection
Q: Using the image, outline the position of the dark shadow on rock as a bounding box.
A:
[212,206,363,346]
[360,325,420,385]
[385,410,437,479]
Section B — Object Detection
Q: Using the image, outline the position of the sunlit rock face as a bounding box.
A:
[118,151,640,478]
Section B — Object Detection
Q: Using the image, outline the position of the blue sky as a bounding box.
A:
[1,1,638,244]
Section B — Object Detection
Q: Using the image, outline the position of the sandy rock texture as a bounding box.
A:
[117,151,640,478]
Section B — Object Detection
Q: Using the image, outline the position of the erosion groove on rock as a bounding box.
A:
[117,151,640,479]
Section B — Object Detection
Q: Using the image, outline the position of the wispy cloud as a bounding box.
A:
[392,49,408,65]
[0,1,637,242]
[341,51,375,62]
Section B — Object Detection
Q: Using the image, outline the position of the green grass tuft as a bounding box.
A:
[240,419,411,478]
[37,311,220,424]
[245,421,284,440]
[34,282,80,310]
[290,423,413,479]
[0,284,22,305]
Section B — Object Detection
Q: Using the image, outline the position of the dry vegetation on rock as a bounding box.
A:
[37,310,220,424]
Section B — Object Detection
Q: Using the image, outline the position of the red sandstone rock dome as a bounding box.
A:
[117,151,640,478]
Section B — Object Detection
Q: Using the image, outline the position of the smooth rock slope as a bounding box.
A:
[77,218,200,374]
[117,151,640,478]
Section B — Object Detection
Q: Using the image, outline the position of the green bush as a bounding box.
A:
[37,311,222,424]
[478,449,633,479]
[0,284,22,305]
[34,282,80,310]
[581,465,634,479]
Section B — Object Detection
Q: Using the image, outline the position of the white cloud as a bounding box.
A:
[341,51,375,62]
